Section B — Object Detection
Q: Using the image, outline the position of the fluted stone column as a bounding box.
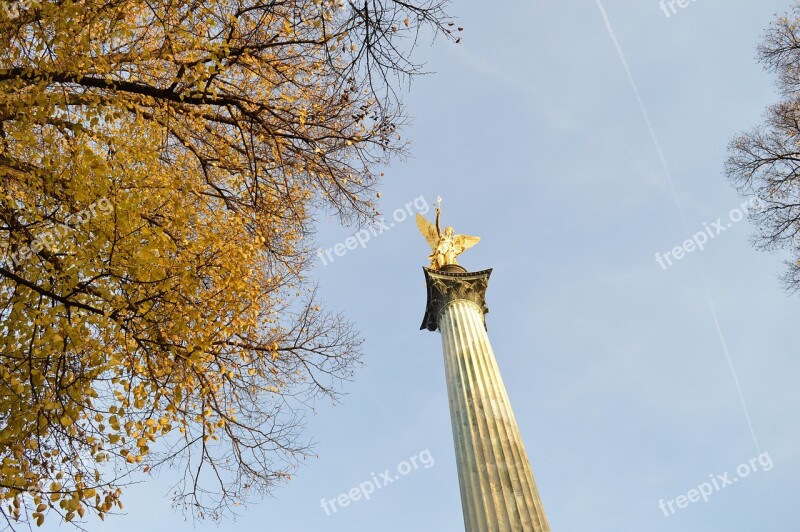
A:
[421,266,549,532]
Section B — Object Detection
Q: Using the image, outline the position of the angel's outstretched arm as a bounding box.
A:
[435,203,442,237]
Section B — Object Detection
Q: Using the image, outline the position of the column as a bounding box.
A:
[421,266,550,532]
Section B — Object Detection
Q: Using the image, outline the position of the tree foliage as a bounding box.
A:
[0,0,455,527]
[726,5,800,292]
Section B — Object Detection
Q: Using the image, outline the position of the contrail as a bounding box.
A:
[594,0,760,452]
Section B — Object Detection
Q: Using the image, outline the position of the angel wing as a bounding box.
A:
[416,213,439,251]
[453,234,480,253]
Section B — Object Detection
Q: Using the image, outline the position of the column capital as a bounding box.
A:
[420,267,492,332]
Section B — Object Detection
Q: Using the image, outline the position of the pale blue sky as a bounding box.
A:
[43,1,800,530]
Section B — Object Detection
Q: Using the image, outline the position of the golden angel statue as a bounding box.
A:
[416,197,480,270]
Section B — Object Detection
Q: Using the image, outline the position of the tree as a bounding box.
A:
[0,0,456,527]
[726,5,800,293]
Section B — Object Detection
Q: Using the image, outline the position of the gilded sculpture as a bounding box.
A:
[416,197,480,270]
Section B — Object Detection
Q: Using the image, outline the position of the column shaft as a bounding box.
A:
[439,299,550,532]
